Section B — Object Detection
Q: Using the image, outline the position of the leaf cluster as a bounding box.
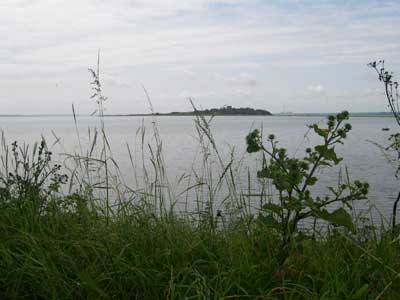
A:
[246,112,368,246]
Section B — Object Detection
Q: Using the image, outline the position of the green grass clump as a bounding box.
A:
[0,201,399,299]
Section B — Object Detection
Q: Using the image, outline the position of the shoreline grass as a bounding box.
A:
[0,201,399,299]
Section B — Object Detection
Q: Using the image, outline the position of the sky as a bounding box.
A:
[1,0,400,114]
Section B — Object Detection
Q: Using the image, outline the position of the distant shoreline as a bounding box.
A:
[279,112,394,118]
[0,112,394,118]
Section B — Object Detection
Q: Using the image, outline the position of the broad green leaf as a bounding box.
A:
[306,176,318,186]
[315,145,342,164]
[324,148,342,164]
[312,124,329,138]
[314,145,326,154]
[317,208,354,231]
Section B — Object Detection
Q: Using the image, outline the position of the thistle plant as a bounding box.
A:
[0,138,68,213]
[247,112,369,248]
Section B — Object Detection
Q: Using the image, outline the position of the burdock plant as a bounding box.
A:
[247,112,369,250]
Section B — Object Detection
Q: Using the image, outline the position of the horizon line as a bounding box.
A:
[0,111,394,117]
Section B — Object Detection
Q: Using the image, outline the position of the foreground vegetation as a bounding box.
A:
[1,200,400,299]
[0,59,399,299]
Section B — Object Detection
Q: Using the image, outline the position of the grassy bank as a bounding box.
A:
[0,201,399,299]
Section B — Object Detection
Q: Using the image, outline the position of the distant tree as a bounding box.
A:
[198,106,271,116]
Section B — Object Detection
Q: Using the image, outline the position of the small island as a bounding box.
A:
[110,106,272,117]
[172,106,272,116]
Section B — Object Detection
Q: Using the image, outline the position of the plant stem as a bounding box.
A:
[392,191,400,236]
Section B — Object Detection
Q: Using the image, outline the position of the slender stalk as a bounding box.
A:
[392,191,400,236]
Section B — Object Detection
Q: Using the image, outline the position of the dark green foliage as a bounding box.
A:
[169,106,271,116]
[246,129,262,153]
[246,112,368,246]
[202,105,271,116]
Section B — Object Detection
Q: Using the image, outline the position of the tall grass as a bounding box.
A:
[0,61,399,298]
[0,185,399,299]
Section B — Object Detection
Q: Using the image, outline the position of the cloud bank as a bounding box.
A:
[1,0,399,113]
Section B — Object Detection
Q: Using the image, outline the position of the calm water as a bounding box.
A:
[0,115,398,219]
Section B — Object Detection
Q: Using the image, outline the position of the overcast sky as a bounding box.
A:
[1,0,400,114]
